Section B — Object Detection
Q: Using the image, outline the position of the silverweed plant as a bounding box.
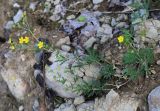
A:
[118,29,154,80]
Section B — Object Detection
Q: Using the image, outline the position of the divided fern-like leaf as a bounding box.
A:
[123,50,138,64]
[138,48,154,64]
[100,63,115,79]
[74,80,102,97]
[123,67,139,80]
[83,48,101,65]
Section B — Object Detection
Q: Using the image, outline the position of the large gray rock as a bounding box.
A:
[94,90,142,111]
[83,37,97,49]
[77,101,95,111]
[134,19,160,47]
[148,86,160,111]
[45,50,101,98]
[0,51,35,100]
[54,103,76,111]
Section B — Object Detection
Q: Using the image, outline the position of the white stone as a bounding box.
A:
[45,50,80,98]
[74,96,85,105]
[5,21,14,29]
[54,0,60,5]
[13,3,20,8]
[0,68,29,100]
[102,24,113,35]
[19,105,24,111]
[0,51,35,100]
[61,45,71,52]
[56,37,71,47]
[93,0,104,4]
[146,27,158,39]
[116,22,127,28]
[77,101,95,111]
[29,2,38,11]
[134,19,160,45]
[148,86,160,111]
[54,103,76,111]
[49,14,60,21]
[100,34,113,44]
[157,60,160,65]
[67,15,76,20]
[94,90,142,111]
[45,50,101,98]
[13,10,23,23]
[83,37,97,49]
[83,64,100,79]
[64,104,76,111]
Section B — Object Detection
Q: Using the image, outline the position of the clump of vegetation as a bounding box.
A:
[118,28,154,80]
[74,80,103,97]
[123,48,154,80]
[9,11,51,52]
[73,49,116,97]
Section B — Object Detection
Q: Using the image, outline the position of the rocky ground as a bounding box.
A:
[0,0,160,111]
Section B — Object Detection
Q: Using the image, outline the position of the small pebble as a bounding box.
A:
[19,105,24,111]
[156,60,160,65]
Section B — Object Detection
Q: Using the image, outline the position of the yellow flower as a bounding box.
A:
[10,45,15,50]
[118,35,124,43]
[38,41,44,49]
[19,36,30,44]
[19,37,24,44]
[24,36,29,43]
[22,11,26,18]
[8,38,12,44]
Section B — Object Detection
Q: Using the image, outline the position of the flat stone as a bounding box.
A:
[61,45,71,52]
[156,60,160,65]
[102,24,113,35]
[93,0,104,4]
[95,90,142,111]
[49,14,61,21]
[67,15,75,20]
[74,96,85,105]
[29,2,38,11]
[83,64,100,79]
[83,37,97,49]
[4,21,14,30]
[56,37,71,47]
[148,86,160,111]
[13,10,23,23]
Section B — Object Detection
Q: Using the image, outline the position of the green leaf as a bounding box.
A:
[73,80,102,97]
[123,67,139,80]
[122,29,133,45]
[123,50,138,64]
[78,16,86,22]
[100,64,115,79]
[138,48,154,64]
[83,48,101,65]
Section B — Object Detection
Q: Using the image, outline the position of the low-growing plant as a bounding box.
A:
[74,80,103,97]
[73,49,116,97]
[123,48,154,80]
[100,63,115,79]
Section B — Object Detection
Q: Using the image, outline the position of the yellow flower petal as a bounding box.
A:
[24,36,29,43]
[10,45,15,50]
[8,38,12,44]
[118,35,124,43]
[38,41,44,49]
[19,37,24,44]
